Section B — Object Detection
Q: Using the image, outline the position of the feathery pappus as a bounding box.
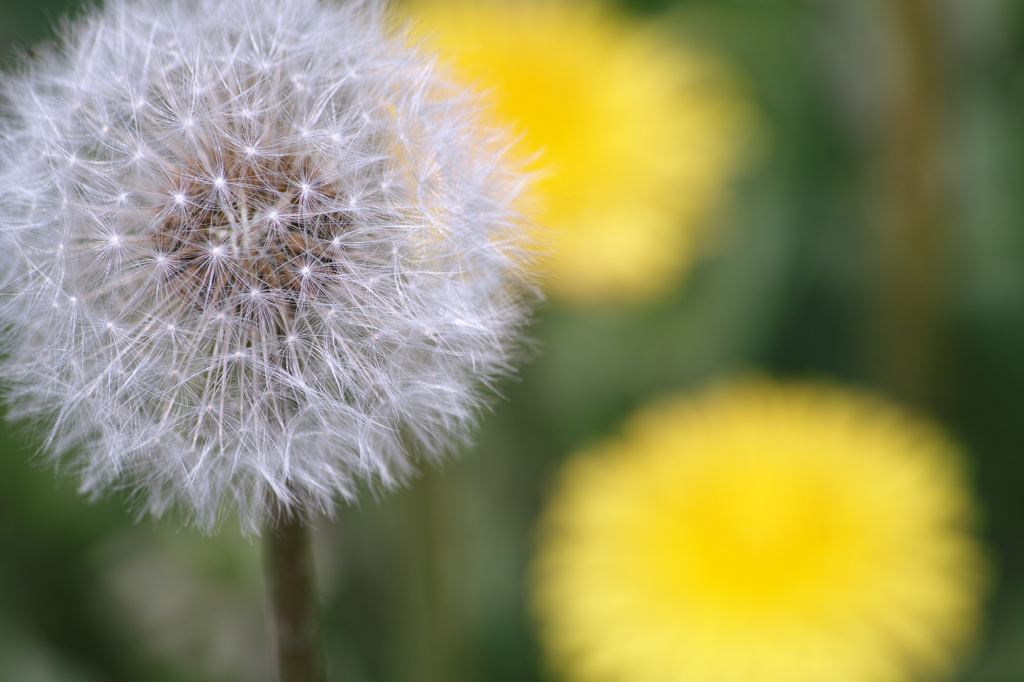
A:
[0,0,536,532]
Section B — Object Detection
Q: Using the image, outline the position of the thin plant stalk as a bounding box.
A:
[875,0,948,406]
[264,514,326,682]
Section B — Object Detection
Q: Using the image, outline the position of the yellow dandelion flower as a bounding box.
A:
[406,0,751,306]
[533,380,985,682]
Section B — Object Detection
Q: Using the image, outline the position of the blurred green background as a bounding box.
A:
[3,0,1024,680]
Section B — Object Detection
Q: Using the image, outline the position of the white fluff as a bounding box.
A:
[0,0,535,532]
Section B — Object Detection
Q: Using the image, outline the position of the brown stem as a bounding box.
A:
[875,0,948,406]
[264,513,326,682]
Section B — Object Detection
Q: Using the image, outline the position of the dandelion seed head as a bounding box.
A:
[0,0,535,532]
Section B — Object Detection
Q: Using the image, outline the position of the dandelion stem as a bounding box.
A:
[875,0,948,405]
[264,513,326,682]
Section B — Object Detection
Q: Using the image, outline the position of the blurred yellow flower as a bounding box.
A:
[406,0,750,306]
[533,380,985,682]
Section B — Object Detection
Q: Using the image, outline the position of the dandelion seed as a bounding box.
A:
[0,0,535,534]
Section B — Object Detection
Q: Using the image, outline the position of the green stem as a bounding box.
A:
[264,513,326,682]
[876,0,948,405]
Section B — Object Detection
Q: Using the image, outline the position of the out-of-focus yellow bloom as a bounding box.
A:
[534,380,985,682]
[406,0,750,306]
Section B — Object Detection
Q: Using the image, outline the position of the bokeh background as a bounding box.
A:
[2,0,1024,680]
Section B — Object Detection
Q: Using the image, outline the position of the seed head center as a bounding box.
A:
[155,149,352,325]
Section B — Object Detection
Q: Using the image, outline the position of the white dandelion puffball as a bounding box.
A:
[0,0,535,531]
